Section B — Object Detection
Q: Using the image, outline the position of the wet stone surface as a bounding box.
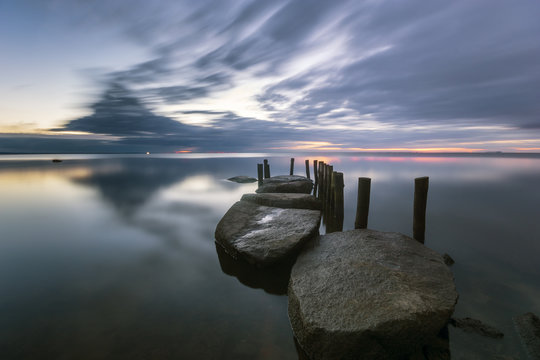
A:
[256,175,313,194]
[241,193,321,210]
[214,200,321,267]
[288,229,458,360]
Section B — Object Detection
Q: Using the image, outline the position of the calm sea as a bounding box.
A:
[0,154,538,359]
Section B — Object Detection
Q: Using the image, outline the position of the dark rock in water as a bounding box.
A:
[215,201,320,267]
[288,229,458,360]
[227,175,257,183]
[256,175,313,194]
[241,193,321,210]
[443,253,455,266]
[52,159,63,163]
[449,317,504,338]
[410,326,451,360]
[293,336,310,360]
[215,243,293,295]
[514,312,540,359]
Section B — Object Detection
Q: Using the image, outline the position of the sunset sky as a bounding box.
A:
[1,0,539,153]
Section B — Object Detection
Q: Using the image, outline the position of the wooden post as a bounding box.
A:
[327,165,333,202]
[326,165,333,214]
[305,159,310,179]
[413,176,429,243]
[333,172,344,232]
[330,171,336,215]
[313,160,318,196]
[290,158,295,175]
[355,177,371,229]
[326,171,335,232]
[318,162,325,200]
[264,159,270,178]
[257,163,263,187]
[319,163,326,202]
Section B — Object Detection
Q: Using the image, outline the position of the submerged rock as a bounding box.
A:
[288,229,458,360]
[411,326,451,360]
[241,193,321,210]
[256,175,313,194]
[443,253,455,266]
[449,317,504,338]
[227,175,257,183]
[215,201,320,267]
[215,243,294,295]
[514,312,540,359]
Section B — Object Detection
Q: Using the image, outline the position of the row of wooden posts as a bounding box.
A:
[257,158,429,243]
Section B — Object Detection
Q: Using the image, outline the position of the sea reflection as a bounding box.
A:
[0,157,297,360]
[67,158,247,217]
[0,154,538,359]
[215,244,294,295]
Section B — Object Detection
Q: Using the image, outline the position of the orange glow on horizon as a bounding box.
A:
[512,147,540,151]
[272,141,343,151]
[274,141,492,153]
[175,150,192,153]
[350,156,458,163]
[345,147,485,153]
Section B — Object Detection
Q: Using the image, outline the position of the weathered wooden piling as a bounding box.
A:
[320,163,327,203]
[326,165,333,212]
[318,162,325,200]
[257,163,263,187]
[264,159,271,178]
[333,172,344,232]
[413,176,429,243]
[313,160,318,197]
[305,159,310,179]
[328,170,336,216]
[355,177,371,229]
[321,164,328,224]
[322,165,333,220]
[319,162,326,200]
[290,158,295,175]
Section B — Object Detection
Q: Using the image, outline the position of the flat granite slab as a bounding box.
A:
[215,200,321,267]
[241,193,321,210]
[288,229,458,360]
[256,175,313,194]
[514,312,540,360]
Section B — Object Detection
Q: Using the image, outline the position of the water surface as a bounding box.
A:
[0,154,538,359]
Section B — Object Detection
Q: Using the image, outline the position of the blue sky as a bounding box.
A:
[1,0,540,153]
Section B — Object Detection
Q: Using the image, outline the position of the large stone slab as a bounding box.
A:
[241,193,321,210]
[288,229,458,359]
[215,201,321,267]
[514,312,540,360]
[256,175,313,194]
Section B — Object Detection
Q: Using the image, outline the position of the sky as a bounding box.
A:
[1,0,540,153]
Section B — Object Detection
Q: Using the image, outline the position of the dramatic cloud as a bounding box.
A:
[56,83,190,136]
[2,0,540,152]
[51,82,312,152]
